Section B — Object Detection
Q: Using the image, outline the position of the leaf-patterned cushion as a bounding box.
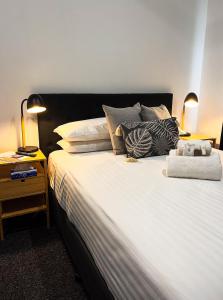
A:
[121,118,179,158]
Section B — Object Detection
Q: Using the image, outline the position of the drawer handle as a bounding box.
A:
[21,179,25,183]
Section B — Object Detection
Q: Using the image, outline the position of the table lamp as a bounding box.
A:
[180,92,199,136]
[18,94,46,153]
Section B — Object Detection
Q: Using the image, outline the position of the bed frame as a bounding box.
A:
[37,93,173,299]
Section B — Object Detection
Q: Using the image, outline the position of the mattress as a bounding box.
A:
[48,149,223,300]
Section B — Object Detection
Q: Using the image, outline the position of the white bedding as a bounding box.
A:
[49,149,223,300]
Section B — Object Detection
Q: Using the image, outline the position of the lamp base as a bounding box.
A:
[17,146,39,153]
[179,132,191,137]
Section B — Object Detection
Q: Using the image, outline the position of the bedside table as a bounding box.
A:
[180,134,217,148]
[0,150,49,240]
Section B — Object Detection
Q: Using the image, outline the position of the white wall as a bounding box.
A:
[184,0,208,134]
[0,0,202,151]
[198,0,223,143]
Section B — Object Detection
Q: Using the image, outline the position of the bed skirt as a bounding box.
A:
[50,188,114,300]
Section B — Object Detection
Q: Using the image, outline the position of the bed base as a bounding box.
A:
[50,188,114,300]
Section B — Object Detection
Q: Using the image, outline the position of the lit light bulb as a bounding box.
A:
[27,106,46,113]
[184,99,199,108]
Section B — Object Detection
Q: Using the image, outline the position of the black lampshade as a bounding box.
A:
[184,92,199,108]
[27,94,46,114]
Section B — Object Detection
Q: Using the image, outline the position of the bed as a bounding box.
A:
[38,94,223,300]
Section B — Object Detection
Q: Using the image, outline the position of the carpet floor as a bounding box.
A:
[0,226,88,300]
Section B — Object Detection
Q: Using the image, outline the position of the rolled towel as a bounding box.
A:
[177,140,212,156]
[166,150,222,180]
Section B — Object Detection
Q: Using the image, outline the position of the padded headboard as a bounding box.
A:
[37,93,173,157]
[220,123,223,151]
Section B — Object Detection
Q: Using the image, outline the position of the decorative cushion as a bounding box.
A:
[121,118,179,159]
[102,103,141,155]
[54,117,110,142]
[57,139,112,153]
[141,104,171,121]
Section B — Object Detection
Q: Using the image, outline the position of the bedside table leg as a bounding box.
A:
[45,193,50,229]
[46,209,50,229]
[0,221,3,241]
[0,203,4,240]
[43,160,50,229]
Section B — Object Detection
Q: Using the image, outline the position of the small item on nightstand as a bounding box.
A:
[0,151,20,163]
[12,154,24,158]
[10,164,37,180]
[16,151,37,157]
[0,157,19,163]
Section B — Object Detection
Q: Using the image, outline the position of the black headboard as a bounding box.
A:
[37,93,173,157]
[220,123,223,151]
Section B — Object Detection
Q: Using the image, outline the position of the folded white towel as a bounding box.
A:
[166,150,222,180]
[177,140,212,156]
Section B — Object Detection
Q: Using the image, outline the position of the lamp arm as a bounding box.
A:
[21,99,27,148]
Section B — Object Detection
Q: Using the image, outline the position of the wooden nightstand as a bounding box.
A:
[0,150,49,240]
[180,134,217,148]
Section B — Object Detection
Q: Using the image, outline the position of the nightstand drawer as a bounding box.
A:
[0,176,46,201]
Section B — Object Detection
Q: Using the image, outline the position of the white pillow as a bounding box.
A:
[57,139,112,153]
[54,117,110,141]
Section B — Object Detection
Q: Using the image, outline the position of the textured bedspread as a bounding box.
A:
[49,149,223,300]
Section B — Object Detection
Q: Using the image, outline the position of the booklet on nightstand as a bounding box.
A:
[0,151,24,163]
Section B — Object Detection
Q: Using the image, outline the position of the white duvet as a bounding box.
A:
[49,149,223,300]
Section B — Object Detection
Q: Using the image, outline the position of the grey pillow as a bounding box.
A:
[141,104,171,121]
[103,103,141,154]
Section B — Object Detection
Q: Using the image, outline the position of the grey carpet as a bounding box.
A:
[0,227,88,300]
